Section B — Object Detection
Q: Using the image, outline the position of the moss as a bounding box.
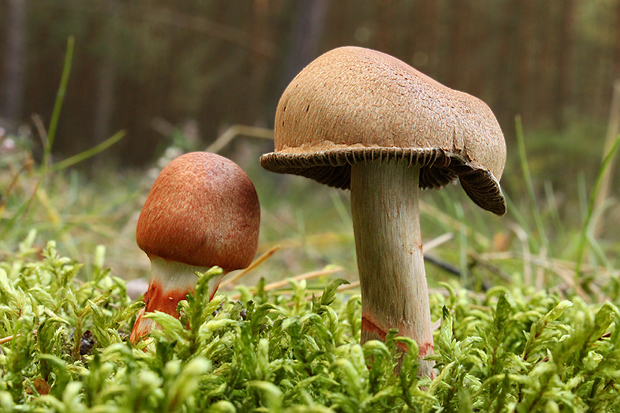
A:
[0,241,619,412]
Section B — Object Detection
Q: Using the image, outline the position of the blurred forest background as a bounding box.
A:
[3,0,620,286]
[2,0,620,166]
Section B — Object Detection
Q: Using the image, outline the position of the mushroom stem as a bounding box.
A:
[350,160,434,376]
[129,257,225,343]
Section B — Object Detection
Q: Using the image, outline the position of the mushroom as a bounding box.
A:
[260,46,506,376]
[130,152,260,343]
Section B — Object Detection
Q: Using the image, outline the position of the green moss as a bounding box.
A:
[0,241,619,412]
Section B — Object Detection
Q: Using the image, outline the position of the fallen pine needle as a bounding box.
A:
[220,244,280,288]
[0,334,19,344]
[227,266,343,301]
[424,232,454,251]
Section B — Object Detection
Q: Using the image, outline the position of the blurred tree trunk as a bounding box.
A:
[280,0,331,90]
[1,0,27,129]
[517,0,535,119]
[420,0,439,79]
[247,0,273,125]
[93,10,119,146]
[446,0,469,91]
[614,0,620,78]
[553,0,576,129]
[376,0,394,54]
[93,59,116,145]
[537,2,555,125]
[465,1,488,99]
[494,0,520,129]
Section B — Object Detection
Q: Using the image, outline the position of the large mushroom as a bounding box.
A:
[130,152,260,343]
[260,46,506,376]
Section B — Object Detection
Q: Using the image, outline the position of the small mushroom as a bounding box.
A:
[260,46,506,376]
[130,152,260,343]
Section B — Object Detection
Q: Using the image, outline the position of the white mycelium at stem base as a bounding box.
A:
[350,160,434,377]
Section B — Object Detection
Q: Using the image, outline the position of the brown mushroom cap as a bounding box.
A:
[136,152,260,272]
[260,46,507,215]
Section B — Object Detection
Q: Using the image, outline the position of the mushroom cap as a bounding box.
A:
[136,152,260,272]
[260,46,507,215]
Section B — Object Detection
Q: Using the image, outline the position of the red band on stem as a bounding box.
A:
[361,313,409,353]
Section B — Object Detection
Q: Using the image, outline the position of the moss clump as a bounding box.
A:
[0,241,619,412]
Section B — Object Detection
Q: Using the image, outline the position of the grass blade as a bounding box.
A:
[42,36,74,171]
[51,130,126,172]
[575,135,620,279]
[515,115,548,251]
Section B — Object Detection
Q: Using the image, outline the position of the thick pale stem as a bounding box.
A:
[129,257,224,343]
[350,160,434,376]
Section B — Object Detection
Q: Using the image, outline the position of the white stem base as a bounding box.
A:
[350,160,434,376]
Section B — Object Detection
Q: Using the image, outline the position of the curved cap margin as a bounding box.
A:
[260,147,506,215]
[262,46,507,215]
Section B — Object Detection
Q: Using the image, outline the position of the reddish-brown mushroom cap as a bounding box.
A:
[130,152,260,343]
[136,152,260,272]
